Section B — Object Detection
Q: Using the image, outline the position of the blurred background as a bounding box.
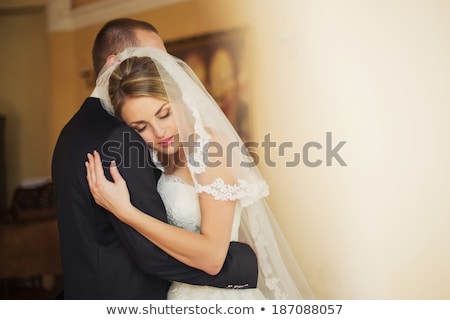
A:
[0,0,449,299]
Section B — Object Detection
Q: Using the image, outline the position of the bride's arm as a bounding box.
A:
[86,151,235,275]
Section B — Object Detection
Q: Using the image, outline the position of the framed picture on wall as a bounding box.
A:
[165,28,251,142]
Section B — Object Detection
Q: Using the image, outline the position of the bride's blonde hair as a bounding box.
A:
[108,56,180,120]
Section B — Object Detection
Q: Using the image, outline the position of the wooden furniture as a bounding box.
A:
[0,182,62,298]
[0,217,62,279]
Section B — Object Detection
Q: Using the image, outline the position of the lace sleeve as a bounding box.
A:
[196,177,269,207]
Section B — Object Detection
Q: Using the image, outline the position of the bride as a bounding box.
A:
[86,46,314,299]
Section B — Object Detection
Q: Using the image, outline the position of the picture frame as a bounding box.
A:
[166,28,251,142]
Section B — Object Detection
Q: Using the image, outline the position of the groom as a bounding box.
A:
[51,18,258,299]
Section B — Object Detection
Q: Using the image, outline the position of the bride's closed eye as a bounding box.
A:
[156,106,171,120]
[129,121,147,133]
[134,125,147,133]
[157,110,171,119]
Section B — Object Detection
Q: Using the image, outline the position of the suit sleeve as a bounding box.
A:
[100,127,258,288]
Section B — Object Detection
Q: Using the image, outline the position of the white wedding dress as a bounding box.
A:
[157,173,266,300]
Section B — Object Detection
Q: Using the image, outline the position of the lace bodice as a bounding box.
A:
[157,174,241,240]
[157,173,265,300]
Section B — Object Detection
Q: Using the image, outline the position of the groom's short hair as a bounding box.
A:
[92,18,159,75]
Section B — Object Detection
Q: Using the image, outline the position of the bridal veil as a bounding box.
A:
[92,46,314,299]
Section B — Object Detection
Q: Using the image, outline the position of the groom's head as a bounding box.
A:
[92,18,166,75]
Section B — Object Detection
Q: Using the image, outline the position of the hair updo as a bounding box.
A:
[108,56,179,120]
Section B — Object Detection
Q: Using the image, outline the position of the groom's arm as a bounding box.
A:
[101,127,258,288]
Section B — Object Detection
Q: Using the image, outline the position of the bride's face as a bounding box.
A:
[121,95,180,155]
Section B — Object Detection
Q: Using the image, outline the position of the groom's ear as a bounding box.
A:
[104,54,120,68]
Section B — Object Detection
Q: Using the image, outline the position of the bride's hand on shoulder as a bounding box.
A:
[85,150,132,220]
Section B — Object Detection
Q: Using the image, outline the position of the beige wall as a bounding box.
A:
[0,6,50,205]
[245,0,450,299]
[33,0,450,299]
[71,0,103,9]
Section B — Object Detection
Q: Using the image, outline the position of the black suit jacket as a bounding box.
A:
[51,98,257,299]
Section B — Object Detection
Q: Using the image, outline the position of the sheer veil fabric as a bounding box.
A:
[91,47,315,299]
